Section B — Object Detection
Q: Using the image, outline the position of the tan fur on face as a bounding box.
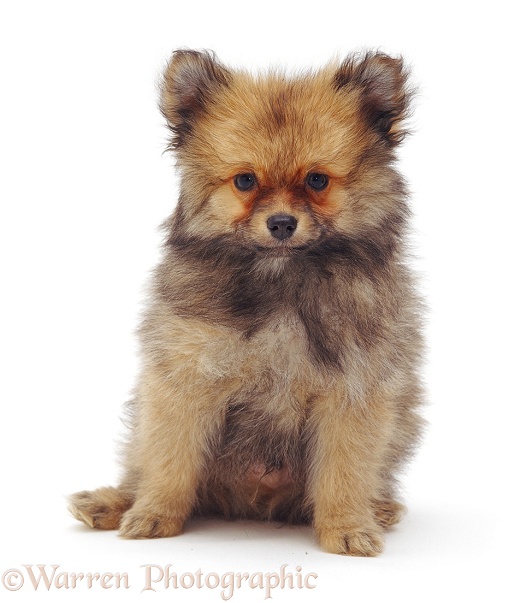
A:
[68,50,423,556]
[176,68,369,245]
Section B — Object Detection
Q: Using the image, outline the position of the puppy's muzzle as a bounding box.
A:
[267,214,297,240]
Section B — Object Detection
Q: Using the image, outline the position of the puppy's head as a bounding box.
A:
[160,50,411,255]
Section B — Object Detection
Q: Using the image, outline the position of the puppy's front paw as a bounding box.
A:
[119,508,184,539]
[317,524,384,556]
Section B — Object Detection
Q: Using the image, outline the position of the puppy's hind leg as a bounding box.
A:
[373,498,406,528]
[67,486,133,530]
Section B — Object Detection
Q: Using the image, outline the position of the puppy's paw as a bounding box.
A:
[119,508,184,539]
[317,524,384,556]
[373,499,406,528]
[67,487,132,530]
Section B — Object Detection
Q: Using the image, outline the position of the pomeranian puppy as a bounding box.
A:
[68,50,423,556]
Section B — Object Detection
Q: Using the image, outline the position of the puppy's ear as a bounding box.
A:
[160,49,231,149]
[334,52,411,146]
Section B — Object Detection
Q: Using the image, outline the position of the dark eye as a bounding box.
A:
[306,173,329,191]
[234,173,257,191]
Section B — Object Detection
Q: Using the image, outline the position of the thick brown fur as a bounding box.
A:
[68,50,424,556]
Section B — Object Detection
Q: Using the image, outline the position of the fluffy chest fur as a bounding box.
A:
[144,249,400,485]
[154,234,401,375]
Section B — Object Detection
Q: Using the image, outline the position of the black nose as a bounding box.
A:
[267,214,297,240]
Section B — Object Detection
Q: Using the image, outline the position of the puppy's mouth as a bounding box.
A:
[254,242,311,254]
[252,227,336,256]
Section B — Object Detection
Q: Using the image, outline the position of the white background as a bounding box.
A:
[1,1,508,601]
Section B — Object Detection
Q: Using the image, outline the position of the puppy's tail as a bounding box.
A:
[67,486,133,530]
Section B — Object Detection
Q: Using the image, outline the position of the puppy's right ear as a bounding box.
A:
[160,49,231,149]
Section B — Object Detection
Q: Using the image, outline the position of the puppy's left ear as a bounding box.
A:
[334,52,411,146]
[160,49,231,149]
